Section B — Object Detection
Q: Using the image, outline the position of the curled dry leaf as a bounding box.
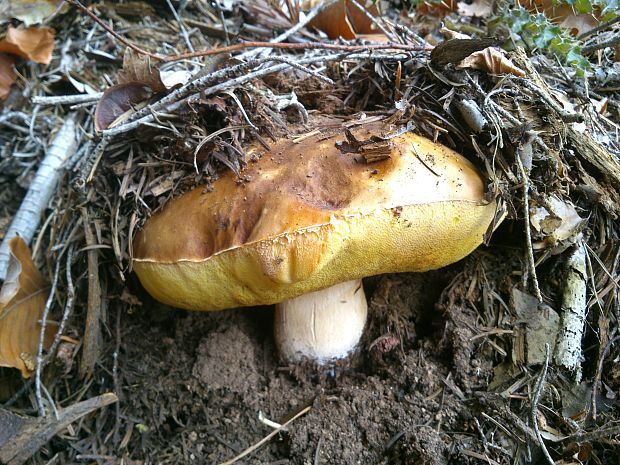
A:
[530,195,584,249]
[117,47,166,93]
[0,0,65,26]
[0,236,55,378]
[94,82,152,131]
[456,47,526,77]
[303,0,380,40]
[0,53,16,100]
[0,25,55,64]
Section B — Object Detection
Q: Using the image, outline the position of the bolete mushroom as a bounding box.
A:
[132,123,499,362]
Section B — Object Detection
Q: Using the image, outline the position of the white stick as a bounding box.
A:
[553,242,587,381]
[0,114,79,281]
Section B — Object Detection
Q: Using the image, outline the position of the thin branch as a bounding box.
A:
[515,153,543,302]
[531,344,555,465]
[582,33,620,54]
[32,93,103,106]
[34,257,62,417]
[237,0,340,60]
[578,15,620,39]
[67,0,160,59]
[592,335,620,420]
[218,406,311,465]
[0,114,79,281]
[164,40,429,62]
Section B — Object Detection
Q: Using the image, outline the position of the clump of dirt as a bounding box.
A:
[119,249,505,464]
[192,325,264,398]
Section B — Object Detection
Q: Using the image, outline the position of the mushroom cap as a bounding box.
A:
[133,124,497,311]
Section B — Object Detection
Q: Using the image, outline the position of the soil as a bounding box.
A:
[115,247,511,464]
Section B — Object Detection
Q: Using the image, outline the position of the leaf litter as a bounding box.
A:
[0,1,620,464]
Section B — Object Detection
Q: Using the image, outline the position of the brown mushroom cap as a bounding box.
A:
[132,124,497,311]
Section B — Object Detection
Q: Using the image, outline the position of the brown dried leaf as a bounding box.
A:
[1,0,65,26]
[416,0,458,17]
[344,0,380,35]
[117,47,166,93]
[457,47,526,77]
[0,237,55,378]
[94,82,152,131]
[558,14,599,37]
[0,53,16,100]
[304,0,380,40]
[518,0,600,36]
[0,26,55,64]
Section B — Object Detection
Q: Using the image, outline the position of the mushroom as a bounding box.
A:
[132,123,499,362]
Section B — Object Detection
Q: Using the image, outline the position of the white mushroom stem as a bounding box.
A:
[274,279,368,363]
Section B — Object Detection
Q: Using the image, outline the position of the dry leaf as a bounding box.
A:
[559,14,599,37]
[117,48,166,93]
[0,53,16,100]
[0,26,54,64]
[94,82,152,131]
[518,0,600,36]
[0,236,55,378]
[530,195,584,248]
[0,0,65,26]
[304,0,380,40]
[457,47,526,77]
[457,0,493,18]
[416,0,458,17]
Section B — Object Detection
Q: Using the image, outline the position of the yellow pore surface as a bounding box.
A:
[133,125,498,311]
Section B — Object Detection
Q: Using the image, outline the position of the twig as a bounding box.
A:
[224,90,257,130]
[560,423,620,444]
[349,0,396,41]
[46,256,75,364]
[0,393,118,465]
[582,33,620,54]
[0,114,79,281]
[237,0,339,60]
[218,406,311,465]
[32,93,103,106]
[34,257,62,417]
[592,335,620,420]
[166,40,428,62]
[314,435,323,465]
[212,1,230,44]
[531,344,555,465]
[515,153,543,302]
[578,15,620,39]
[553,242,587,381]
[267,56,334,84]
[519,79,583,123]
[67,0,159,59]
[112,305,121,445]
[80,208,102,378]
[165,0,194,52]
